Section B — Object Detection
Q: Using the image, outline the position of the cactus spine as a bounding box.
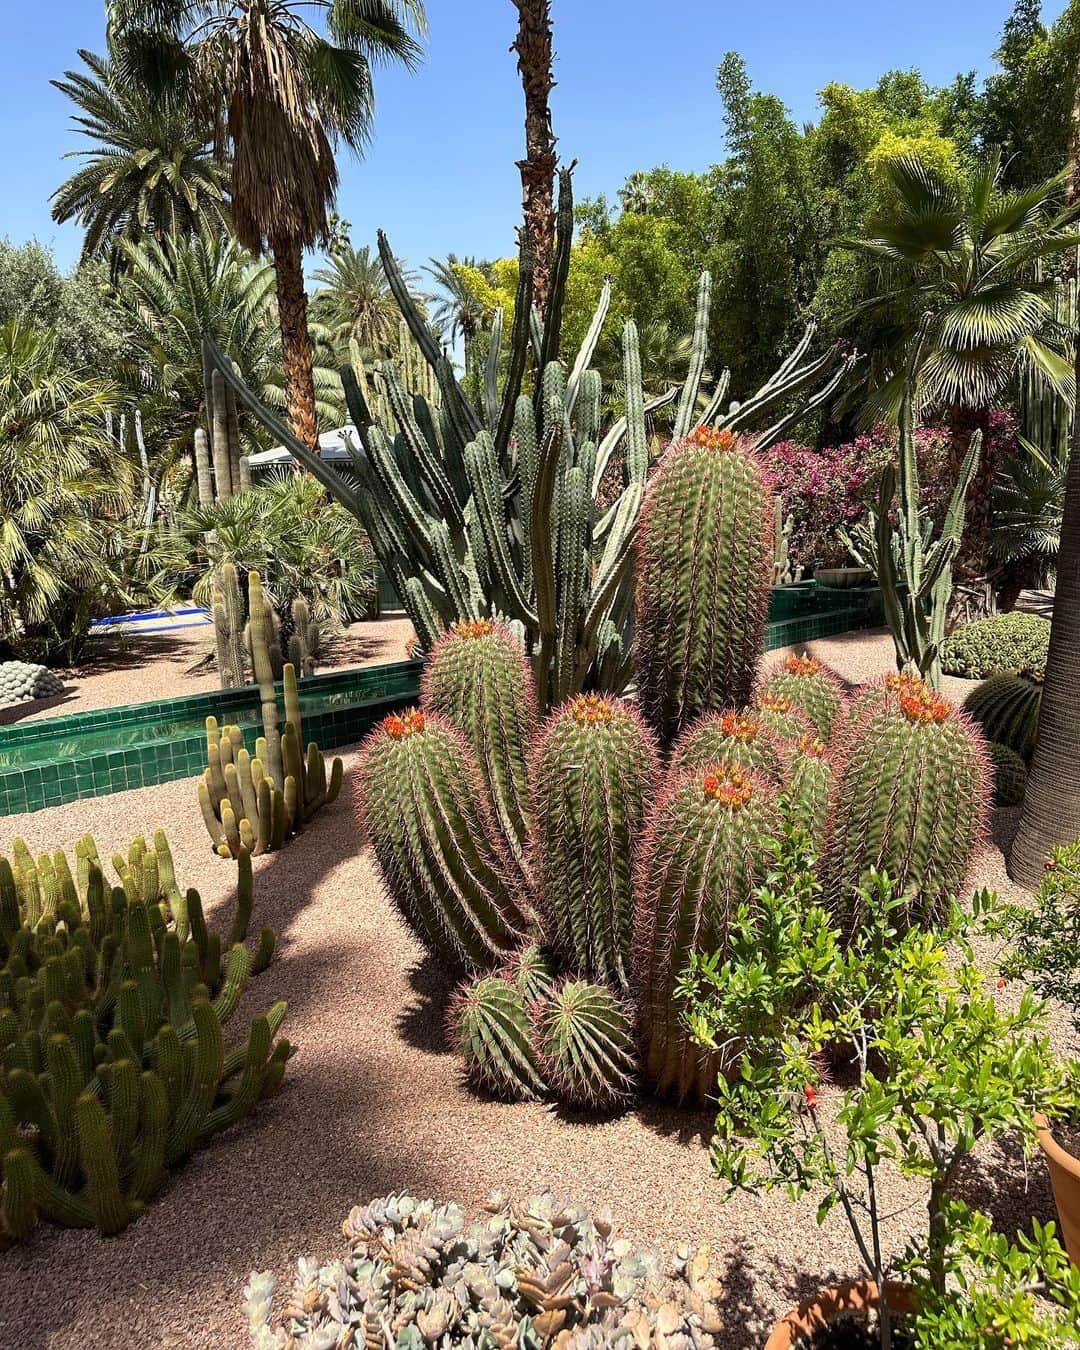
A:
[671,710,788,783]
[759,654,846,742]
[356,710,538,970]
[752,692,814,745]
[823,675,990,934]
[448,975,546,1101]
[531,695,658,989]
[636,427,776,744]
[633,764,782,1103]
[963,674,1042,762]
[533,980,636,1110]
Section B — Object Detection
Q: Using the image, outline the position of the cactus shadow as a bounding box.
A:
[0,690,78,725]
[395,952,459,1055]
[635,1095,718,1147]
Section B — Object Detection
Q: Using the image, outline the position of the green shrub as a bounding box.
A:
[939,611,1050,679]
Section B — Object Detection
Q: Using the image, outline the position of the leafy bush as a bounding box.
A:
[939,611,1050,679]
[1001,840,1080,1034]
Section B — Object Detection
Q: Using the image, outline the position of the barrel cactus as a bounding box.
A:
[633,763,782,1103]
[533,980,636,1110]
[635,426,775,744]
[671,709,788,783]
[823,674,990,934]
[752,691,813,744]
[502,944,558,1003]
[447,974,546,1101]
[421,619,537,868]
[758,654,846,741]
[356,710,538,970]
[988,741,1027,807]
[963,673,1042,762]
[531,694,658,987]
[788,736,834,849]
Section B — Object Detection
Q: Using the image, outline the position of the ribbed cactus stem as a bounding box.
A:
[194,428,214,508]
[210,369,233,502]
[533,980,636,1109]
[671,709,788,782]
[759,654,847,742]
[247,571,283,789]
[448,974,546,1101]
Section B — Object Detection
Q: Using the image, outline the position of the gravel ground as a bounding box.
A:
[0,629,1073,1350]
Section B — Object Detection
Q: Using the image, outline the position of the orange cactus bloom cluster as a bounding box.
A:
[452,618,495,640]
[702,765,753,809]
[568,692,614,725]
[687,425,738,452]
[759,692,793,714]
[797,735,828,759]
[383,709,426,739]
[784,654,822,677]
[886,674,951,726]
[720,712,762,741]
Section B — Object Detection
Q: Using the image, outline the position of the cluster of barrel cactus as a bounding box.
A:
[244,1190,725,1350]
[0,831,287,1240]
[939,611,1050,680]
[0,661,64,709]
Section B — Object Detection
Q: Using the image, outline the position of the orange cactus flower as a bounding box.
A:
[797,735,828,759]
[687,425,738,452]
[759,692,793,714]
[383,709,426,739]
[702,765,753,809]
[452,619,495,640]
[720,712,762,741]
[784,654,822,677]
[568,693,615,725]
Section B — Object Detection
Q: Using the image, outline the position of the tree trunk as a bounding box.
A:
[1009,62,1080,883]
[512,0,557,314]
[271,232,319,453]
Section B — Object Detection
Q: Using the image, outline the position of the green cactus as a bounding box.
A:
[823,674,990,934]
[671,709,788,782]
[447,974,546,1101]
[752,691,815,745]
[633,764,783,1103]
[788,736,834,849]
[357,709,538,970]
[758,653,847,741]
[988,741,1028,807]
[635,427,776,744]
[963,673,1042,763]
[501,944,558,1003]
[533,980,636,1110]
[421,619,537,867]
[531,694,658,988]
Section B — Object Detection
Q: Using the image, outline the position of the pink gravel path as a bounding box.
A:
[0,629,1072,1350]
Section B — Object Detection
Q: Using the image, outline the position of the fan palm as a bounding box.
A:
[107,0,426,452]
[991,438,1065,608]
[311,243,401,356]
[424,255,488,348]
[50,49,228,275]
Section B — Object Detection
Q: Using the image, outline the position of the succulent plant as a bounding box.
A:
[447,974,546,1101]
[988,741,1028,807]
[422,619,538,869]
[633,764,782,1103]
[963,673,1042,763]
[823,674,990,934]
[501,944,559,1003]
[788,736,835,849]
[244,1190,725,1350]
[531,694,659,988]
[356,709,539,970]
[939,612,1049,680]
[533,980,636,1110]
[751,691,813,745]
[757,653,846,741]
[670,710,788,782]
[0,661,64,709]
[636,427,776,745]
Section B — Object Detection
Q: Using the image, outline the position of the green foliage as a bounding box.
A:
[310,243,402,356]
[1001,839,1080,1034]
[989,741,1028,807]
[940,611,1050,679]
[0,239,125,373]
[991,442,1065,602]
[448,974,545,1102]
[533,980,637,1110]
[963,673,1042,762]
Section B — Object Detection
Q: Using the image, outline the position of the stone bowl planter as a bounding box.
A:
[812,566,874,590]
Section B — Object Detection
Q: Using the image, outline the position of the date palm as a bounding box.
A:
[108,0,426,450]
[50,48,228,275]
[424,254,488,349]
[512,0,557,312]
[311,243,401,357]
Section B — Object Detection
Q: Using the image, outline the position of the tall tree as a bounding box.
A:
[512,0,557,311]
[311,243,401,356]
[425,255,489,351]
[108,0,426,450]
[1010,51,1080,883]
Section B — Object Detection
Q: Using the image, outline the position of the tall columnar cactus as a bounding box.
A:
[788,736,835,849]
[531,694,658,988]
[633,764,782,1103]
[963,674,1042,762]
[823,674,990,934]
[758,654,847,742]
[447,974,546,1101]
[212,562,247,689]
[671,709,788,782]
[421,620,538,868]
[533,979,637,1110]
[635,427,776,744]
[356,710,538,970]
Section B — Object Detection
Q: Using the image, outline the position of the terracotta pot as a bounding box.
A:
[1036,1113,1080,1266]
[764,1280,915,1349]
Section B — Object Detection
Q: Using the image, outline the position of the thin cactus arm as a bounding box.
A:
[752,354,857,452]
[672,270,712,440]
[537,168,575,372]
[593,386,679,494]
[484,306,503,431]
[718,341,843,436]
[464,433,538,627]
[566,278,612,415]
[493,230,535,462]
[697,368,732,429]
[622,321,648,486]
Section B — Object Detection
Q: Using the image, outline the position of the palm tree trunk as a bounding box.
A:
[271,232,319,453]
[512,0,557,313]
[1008,62,1080,884]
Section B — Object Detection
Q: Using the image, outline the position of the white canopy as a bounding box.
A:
[245,425,359,465]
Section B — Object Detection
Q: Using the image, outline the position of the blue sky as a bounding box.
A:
[0,0,1068,277]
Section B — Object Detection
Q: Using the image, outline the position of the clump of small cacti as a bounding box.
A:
[0,834,285,1240]
[0,661,64,709]
[447,974,546,1101]
[671,709,788,782]
[422,619,537,869]
[758,653,846,741]
[533,979,636,1110]
[244,1191,725,1350]
[988,741,1028,807]
[824,674,990,934]
[531,694,658,988]
[633,763,782,1103]
[356,710,538,970]
[788,736,835,849]
[502,943,558,1003]
[963,673,1042,763]
[635,426,775,745]
[212,563,318,690]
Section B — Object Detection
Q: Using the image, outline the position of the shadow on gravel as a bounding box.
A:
[396,952,458,1055]
[952,1134,1057,1237]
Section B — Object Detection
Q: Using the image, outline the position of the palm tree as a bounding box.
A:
[51,49,228,275]
[108,0,427,451]
[311,243,401,356]
[846,149,1080,572]
[511,0,557,311]
[990,438,1065,609]
[424,255,488,350]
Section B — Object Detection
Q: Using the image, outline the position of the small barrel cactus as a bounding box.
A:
[0,661,64,708]
[963,673,1042,762]
[758,653,846,741]
[501,944,559,1003]
[421,619,537,868]
[633,763,782,1103]
[447,975,546,1101]
[671,709,788,783]
[824,674,990,934]
[988,741,1027,807]
[635,426,775,744]
[752,691,813,744]
[531,694,659,988]
[356,710,538,970]
[533,980,637,1110]
[788,736,835,849]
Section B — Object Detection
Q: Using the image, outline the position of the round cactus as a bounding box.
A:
[633,763,782,1103]
[635,427,775,745]
[963,673,1042,762]
[531,694,659,988]
[533,980,637,1110]
[671,709,789,783]
[758,654,846,741]
[823,674,990,934]
[501,944,559,1003]
[752,691,813,745]
[356,709,538,971]
[421,620,537,867]
[788,736,835,849]
[0,661,64,709]
[448,975,546,1101]
[988,741,1027,807]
